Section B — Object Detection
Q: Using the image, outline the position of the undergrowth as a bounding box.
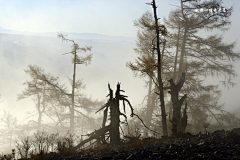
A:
[5,124,201,160]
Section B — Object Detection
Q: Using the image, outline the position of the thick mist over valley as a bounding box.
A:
[0,30,145,123]
[1,29,239,126]
[0,0,240,157]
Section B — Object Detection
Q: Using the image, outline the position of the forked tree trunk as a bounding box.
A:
[164,72,187,136]
[72,83,133,151]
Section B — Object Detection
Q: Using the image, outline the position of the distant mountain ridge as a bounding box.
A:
[0,26,135,42]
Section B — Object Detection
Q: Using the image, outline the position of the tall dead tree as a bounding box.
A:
[58,34,93,134]
[147,0,168,136]
[128,10,175,137]
[72,83,135,151]
[164,72,187,136]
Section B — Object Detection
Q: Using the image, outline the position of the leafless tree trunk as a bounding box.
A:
[37,88,46,131]
[164,73,187,136]
[70,43,77,134]
[58,34,92,134]
[143,77,152,138]
[150,0,168,136]
[173,24,181,83]
[72,83,137,151]
[178,102,188,133]
[109,84,121,144]
[144,84,158,137]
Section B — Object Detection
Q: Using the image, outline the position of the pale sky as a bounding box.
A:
[0,0,238,37]
[0,0,188,36]
[0,0,239,127]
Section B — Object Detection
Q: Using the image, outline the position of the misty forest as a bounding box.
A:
[0,0,240,159]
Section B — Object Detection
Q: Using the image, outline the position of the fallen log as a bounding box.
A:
[72,125,111,151]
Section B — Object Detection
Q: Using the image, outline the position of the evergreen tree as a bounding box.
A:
[164,0,240,132]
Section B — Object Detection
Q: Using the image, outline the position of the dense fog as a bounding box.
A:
[0,0,240,157]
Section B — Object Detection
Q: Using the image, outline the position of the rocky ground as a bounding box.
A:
[36,128,240,160]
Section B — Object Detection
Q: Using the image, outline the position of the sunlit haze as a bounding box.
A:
[0,0,240,154]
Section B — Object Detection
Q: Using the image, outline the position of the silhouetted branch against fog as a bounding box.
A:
[57,34,93,66]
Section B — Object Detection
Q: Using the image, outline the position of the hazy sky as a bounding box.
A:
[0,0,237,37]
[0,0,240,125]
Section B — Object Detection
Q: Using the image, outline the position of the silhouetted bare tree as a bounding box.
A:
[57,34,93,134]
